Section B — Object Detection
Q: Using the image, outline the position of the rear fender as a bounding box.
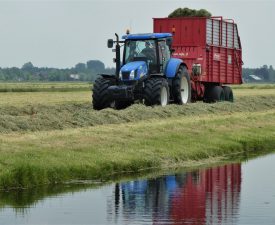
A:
[165,58,187,78]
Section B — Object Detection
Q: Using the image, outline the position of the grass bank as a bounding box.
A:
[0,85,274,189]
[0,109,275,190]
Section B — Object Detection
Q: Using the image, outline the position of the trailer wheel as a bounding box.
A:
[92,76,115,110]
[222,86,234,102]
[144,78,169,106]
[172,66,191,104]
[207,86,225,102]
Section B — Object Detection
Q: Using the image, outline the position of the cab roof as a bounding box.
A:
[122,33,172,40]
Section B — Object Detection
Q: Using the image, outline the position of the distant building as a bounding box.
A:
[70,74,80,80]
[243,74,262,83]
[249,74,262,81]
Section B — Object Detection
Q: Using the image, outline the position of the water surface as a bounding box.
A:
[1,153,275,224]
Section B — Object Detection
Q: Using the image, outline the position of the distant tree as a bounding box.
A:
[11,67,21,80]
[22,62,34,71]
[0,60,114,82]
[74,63,86,73]
[257,65,269,80]
[86,60,105,72]
[104,67,116,75]
[242,65,275,83]
[0,69,5,80]
[268,65,275,82]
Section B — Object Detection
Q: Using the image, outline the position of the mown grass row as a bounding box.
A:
[0,93,275,133]
[231,83,275,89]
[0,91,90,107]
[0,109,274,190]
[0,82,91,92]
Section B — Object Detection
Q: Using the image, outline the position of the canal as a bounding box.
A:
[1,153,275,224]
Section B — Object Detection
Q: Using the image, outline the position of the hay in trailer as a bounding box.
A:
[168,8,212,18]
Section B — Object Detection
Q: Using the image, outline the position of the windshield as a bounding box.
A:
[124,40,157,65]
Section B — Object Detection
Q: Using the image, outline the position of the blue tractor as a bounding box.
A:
[92,33,191,110]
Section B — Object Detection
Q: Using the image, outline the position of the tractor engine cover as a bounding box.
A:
[120,61,148,81]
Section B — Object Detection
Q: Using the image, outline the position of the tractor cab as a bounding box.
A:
[120,33,172,80]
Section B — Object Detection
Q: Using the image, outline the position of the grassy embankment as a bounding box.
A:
[0,83,274,189]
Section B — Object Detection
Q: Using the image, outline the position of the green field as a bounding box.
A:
[231,83,275,89]
[0,82,91,92]
[0,83,274,189]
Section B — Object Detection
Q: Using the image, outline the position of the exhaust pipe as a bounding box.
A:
[115,33,121,78]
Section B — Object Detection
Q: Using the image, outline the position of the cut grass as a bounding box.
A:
[0,82,91,92]
[0,109,274,189]
[0,86,274,107]
[231,83,275,89]
[0,91,91,107]
[0,93,274,133]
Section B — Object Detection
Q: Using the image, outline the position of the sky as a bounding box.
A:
[0,0,274,69]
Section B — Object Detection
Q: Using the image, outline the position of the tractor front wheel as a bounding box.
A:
[144,78,169,106]
[92,76,116,110]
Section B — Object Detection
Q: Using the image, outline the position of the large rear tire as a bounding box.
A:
[223,86,234,102]
[92,76,116,110]
[172,65,191,104]
[144,78,169,106]
[205,85,225,102]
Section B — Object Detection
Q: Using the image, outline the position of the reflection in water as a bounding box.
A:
[0,184,96,214]
[109,164,241,224]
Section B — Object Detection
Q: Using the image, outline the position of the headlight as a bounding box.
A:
[129,70,135,80]
[119,71,122,79]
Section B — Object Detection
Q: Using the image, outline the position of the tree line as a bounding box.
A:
[0,60,115,82]
[242,65,275,83]
[0,62,274,83]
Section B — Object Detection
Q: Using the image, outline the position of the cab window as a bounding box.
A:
[158,40,170,72]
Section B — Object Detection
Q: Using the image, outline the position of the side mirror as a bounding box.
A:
[166,37,173,48]
[107,39,114,48]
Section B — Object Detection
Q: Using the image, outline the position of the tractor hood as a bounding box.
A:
[120,61,148,81]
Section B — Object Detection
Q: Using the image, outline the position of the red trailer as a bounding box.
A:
[154,17,243,101]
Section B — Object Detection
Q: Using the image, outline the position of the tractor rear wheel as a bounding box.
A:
[222,86,234,102]
[144,78,169,106]
[92,76,116,110]
[172,65,191,104]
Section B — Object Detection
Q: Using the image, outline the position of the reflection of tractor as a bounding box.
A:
[110,164,241,224]
[93,16,242,110]
[93,33,191,110]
